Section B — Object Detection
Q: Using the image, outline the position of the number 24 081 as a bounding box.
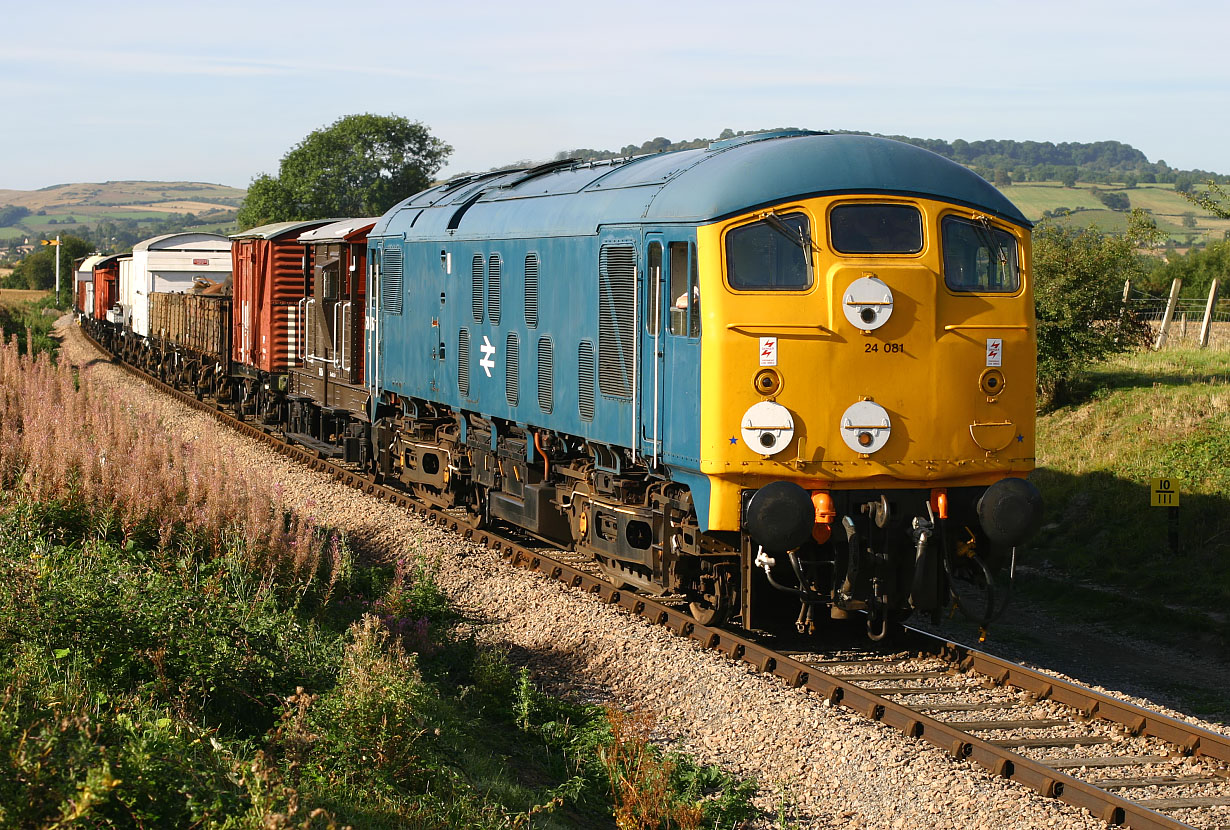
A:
[865,343,904,354]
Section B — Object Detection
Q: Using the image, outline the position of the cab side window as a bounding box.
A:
[669,242,699,337]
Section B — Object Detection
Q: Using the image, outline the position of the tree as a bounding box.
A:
[1173,173,1197,195]
[237,114,452,229]
[1091,189,1130,211]
[5,235,92,292]
[1060,168,1078,188]
[1181,180,1230,219]
[1032,218,1153,407]
[0,205,31,227]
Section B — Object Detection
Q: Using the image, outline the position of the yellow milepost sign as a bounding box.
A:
[1150,478,1180,507]
[39,239,59,246]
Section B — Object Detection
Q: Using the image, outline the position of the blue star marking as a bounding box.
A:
[730,436,738,445]
[1016,434,1025,443]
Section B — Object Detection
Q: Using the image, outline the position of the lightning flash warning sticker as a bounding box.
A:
[985,338,1003,367]
[759,337,778,367]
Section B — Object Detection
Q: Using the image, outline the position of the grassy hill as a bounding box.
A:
[0,181,246,244]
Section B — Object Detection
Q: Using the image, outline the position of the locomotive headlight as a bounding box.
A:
[840,400,891,454]
[740,401,795,456]
[753,368,782,397]
[843,274,894,332]
[979,368,1006,398]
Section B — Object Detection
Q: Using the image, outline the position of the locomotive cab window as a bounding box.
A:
[830,203,923,254]
[669,242,699,337]
[725,212,812,291]
[646,242,662,336]
[942,216,1020,293]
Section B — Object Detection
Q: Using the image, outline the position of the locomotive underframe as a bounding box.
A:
[367,395,999,634]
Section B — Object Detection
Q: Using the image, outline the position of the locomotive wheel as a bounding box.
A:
[465,486,490,529]
[688,600,731,627]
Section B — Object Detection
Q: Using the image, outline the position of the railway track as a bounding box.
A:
[82,327,1230,830]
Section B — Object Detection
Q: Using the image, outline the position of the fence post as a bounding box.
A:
[1200,278,1220,348]
[1155,278,1182,350]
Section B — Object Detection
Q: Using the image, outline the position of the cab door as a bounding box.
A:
[661,239,702,466]
[366,243,383,399]
[639,234,665,463]
[640,233,701,467]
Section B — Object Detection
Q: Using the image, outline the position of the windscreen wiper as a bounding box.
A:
[760,210,816,282]
[973,215,1010,265]
[761,210,815,256]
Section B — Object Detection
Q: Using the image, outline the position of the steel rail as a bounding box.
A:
[79,325,1227,830]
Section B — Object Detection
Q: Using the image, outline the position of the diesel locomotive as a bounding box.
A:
[363,130,1041,633]
[83,129,1043,636]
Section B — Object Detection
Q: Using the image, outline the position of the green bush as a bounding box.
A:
[1033,216,1153,407]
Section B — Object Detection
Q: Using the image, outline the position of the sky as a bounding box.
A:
[3,0,1229,192]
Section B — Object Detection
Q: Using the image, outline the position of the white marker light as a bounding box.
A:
[839,400,891,454]
[740,401,795,456]
[843,275,894,332]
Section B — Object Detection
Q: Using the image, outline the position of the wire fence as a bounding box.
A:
[1125,289,1230,349]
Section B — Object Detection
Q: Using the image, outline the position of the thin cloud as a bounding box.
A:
[1,46,437,80]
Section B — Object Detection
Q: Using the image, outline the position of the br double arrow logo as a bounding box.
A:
[479,335,497,377]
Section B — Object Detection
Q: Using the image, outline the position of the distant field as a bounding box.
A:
[1000,181,1230,242]
[0,180,245,244]
[0,181,245,213]
[0,289,49,308]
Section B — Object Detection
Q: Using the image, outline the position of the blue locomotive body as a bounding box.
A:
[364,131,1040,631]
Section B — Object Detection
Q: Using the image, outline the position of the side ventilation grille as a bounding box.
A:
[578,340,595,422]
[382,245,404,315]
[459,328,470,397]
[537,337,554,413]
[471,254,484,323]
[506,332,519,406]
[487,254,501,325]
[525,253,539,328]
[598,244,636,399]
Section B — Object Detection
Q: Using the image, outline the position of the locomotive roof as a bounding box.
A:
[133,232,232,252]
[231,219,340,241]
[297,217,379,244]
[373,132,1030,241]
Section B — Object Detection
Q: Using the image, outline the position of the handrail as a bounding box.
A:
[942,323,1029,331]
[334,302,349,371]
[296,298,308,361]
[727,322,835,334]
[304,298,315,361]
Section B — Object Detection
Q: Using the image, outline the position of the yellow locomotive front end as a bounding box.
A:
[694,195,1040,632]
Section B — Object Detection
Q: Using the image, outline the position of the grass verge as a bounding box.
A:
[1031,346,1230,649]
